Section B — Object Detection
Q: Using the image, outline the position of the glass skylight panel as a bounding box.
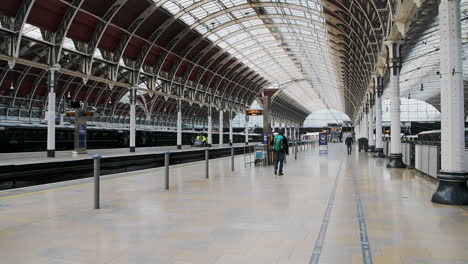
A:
[63,37,77,51]
[201,1,222,14]
[158,0,343,112]
[22,24,44,40]
[163,1,181,13]
[180,13,196,25]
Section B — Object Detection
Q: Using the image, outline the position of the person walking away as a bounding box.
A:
[270,129,289,175]
[345,135,354,155]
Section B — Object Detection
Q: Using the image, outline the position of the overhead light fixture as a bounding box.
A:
[67,91,71,99]
[420,83,424,91]
[408,92,411,99]
[10,82,14,90]
[109,99,112,104]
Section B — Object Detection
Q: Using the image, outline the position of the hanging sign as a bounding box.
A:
[246,109,263,116]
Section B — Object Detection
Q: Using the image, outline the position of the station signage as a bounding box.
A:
[246,109,263,116]
[319,133,328,146]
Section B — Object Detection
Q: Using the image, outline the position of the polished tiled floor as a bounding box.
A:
[0,144,467,264]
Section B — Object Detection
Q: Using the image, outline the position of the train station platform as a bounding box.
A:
[0,144,467,264]
[0,143,257,166]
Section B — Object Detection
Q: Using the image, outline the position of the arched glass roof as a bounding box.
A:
[161,0,344,113]
[303,109,351,128]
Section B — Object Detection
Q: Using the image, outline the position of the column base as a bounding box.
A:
[432,171,468,205]
[177,145,182,150]
[47,150,55,158]
[130,147,135,152]
[373,148,385,158]
[386,153,406,168]
[368,145,376,152]
[229,142,233,146]
[245,142,248,145]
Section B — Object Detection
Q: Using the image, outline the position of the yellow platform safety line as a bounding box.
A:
[0,171,155,200]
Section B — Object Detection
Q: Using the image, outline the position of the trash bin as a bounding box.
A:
[358,138,369,152]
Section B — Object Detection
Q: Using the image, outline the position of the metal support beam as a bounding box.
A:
[177,99,182,149]
[368,93,375,152]
[47,65,60,157]
[245,114,249,145]
[229,110,233,146]
[263,95,272,135]
[129,87,136,152]
[207,106,212,146]
[219,109,223,147]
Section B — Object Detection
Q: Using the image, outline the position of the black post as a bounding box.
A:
[165,151,170,190]
[93,154,101,209]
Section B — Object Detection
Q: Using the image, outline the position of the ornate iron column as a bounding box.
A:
[385,40,406,168]
[374,76,385,157]
[432,0,468,205]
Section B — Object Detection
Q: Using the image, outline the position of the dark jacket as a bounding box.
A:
[345,136,354,146]
[270,134,289,154]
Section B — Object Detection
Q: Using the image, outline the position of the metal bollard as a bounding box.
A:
[205,148,209,179]
[295,141,298,160]
[165,151,170,190]
[93,154,101,209]
[231,147,235,171]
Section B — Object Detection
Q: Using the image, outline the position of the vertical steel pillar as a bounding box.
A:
[432,0,468,205]
[368,93,375,152]
[229,110,233,146]
[47,65,60,157]
[385,40,406,168]
[219,109,223,147]
[129,88,136,152]
[245,114,249,145]
[207,106,212,147]
[263,95,272,135]
[374,76,385,157]
[363,107,369,140]
[177,99,182,149]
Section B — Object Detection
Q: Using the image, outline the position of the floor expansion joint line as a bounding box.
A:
[351,162,373,264]
[309,161,343,264]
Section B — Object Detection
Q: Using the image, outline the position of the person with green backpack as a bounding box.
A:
[270,128,289,175]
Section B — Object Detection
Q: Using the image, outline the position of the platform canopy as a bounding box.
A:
[0,0,450,126]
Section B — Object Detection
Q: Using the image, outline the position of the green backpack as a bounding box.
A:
[273,135,284,151]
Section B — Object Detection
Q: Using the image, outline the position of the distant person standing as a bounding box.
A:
[271,129,289,175]
[345,135,354,155]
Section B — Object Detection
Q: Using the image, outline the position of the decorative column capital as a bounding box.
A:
[385,40,404,76]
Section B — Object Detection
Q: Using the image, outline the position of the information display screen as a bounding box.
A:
[246,109,263,116]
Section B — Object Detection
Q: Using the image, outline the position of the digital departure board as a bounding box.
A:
[246,109,263,116]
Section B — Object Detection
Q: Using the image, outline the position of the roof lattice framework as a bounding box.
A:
[0,0,402,126]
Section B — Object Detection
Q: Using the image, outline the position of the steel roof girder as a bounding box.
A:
[87,0,128,67]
